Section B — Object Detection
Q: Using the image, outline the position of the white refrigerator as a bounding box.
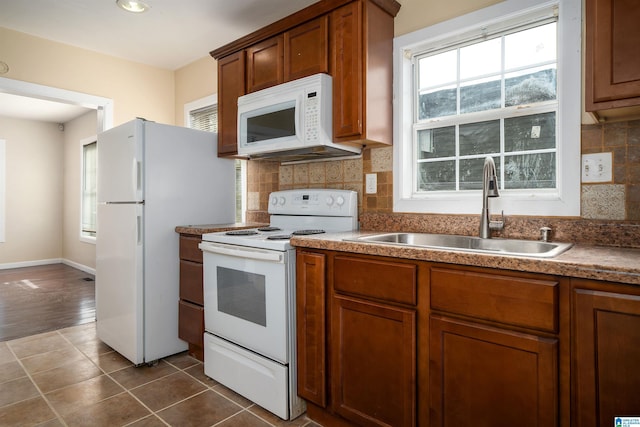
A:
[96,118,235,365]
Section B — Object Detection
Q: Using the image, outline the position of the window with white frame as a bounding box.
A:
[185,95,246,222]
[81,138,97,241]
[393,0,581,216]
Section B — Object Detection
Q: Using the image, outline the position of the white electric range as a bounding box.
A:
[199,189,358,420]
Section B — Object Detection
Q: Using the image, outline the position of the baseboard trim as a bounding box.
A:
[62,259,95,276]
[0,258,62,270]
[0,258,95,276]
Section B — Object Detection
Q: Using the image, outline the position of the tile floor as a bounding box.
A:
[0,323,319,427]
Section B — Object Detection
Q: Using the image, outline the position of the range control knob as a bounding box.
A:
[271,196,278,206]
[326,196,334,206]
[336,196,345,206]
[278,196,286,206]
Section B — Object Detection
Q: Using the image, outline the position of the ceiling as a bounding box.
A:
[0,0,319,123]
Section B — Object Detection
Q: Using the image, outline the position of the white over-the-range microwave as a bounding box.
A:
[237,73,362,161]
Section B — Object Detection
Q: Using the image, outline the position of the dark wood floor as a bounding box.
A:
[0,263,95,341]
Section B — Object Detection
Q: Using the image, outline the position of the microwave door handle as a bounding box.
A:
[199,242,284,263]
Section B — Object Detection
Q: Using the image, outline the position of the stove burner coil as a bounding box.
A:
[266,234,293,240]
[225,229,259,236]
[257,226,281,232]
[292,229,326,235]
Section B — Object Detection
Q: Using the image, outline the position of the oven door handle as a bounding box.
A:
[199,242,284,263]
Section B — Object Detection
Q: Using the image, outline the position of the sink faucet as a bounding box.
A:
[479,156,504,239]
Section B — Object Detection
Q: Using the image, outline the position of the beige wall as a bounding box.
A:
[62,111,98,270]
[0,27,175,126]
[175,56,218,126]
[394,0,503,36]
[0,117,64,264]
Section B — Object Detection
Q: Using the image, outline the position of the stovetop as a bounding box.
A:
[201,189,359,251]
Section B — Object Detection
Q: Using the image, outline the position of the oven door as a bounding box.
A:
[199,241,291,364]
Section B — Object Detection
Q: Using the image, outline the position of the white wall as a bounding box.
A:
[0,116,64,266]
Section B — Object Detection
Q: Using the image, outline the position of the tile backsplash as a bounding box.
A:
[245,120,640,247]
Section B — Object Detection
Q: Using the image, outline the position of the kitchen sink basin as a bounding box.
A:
[345,233,573,258]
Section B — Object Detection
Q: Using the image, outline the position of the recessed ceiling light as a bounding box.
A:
[116,0,150,13]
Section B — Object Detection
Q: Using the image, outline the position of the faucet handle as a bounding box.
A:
[540,227,552,242]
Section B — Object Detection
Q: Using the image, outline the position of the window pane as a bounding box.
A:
[418,161,456,191]
[419,87,457,120]
[505,67,556,107]
[411,17,559,196]
[459,120,500,156]
[505,23,556,70]
[419,50,457,89]
[460,37,501,80]
[505,112,556,152]
[460,156,501,190]
[190,105,218,133]
[504,152,556,189]
[82,141,97,238]
[417,127,455,159]
[460,77,501,114]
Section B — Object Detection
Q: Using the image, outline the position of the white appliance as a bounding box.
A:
[199,189,358,420]
[237,73,361,161]
[96,118,235,365]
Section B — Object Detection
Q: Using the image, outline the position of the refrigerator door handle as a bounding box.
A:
[137,215,142,245]
[133,159,142,194]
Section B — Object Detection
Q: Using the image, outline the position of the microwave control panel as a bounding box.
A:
[304,91,319,143]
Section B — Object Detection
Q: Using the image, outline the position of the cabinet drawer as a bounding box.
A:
[180,260,203,305]
[178,300,204,347]
[180,235,202,263]
[334,256,417,305]
[431,267,558,333]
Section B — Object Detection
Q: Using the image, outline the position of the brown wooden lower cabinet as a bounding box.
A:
[296,249,569,426]
[331,295,416,427]
[429,315,558,427]
[178,234,205,360]
[573,279,640,427]
[296,248,640,427]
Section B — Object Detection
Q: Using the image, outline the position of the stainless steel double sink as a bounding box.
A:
[344,233,573,258]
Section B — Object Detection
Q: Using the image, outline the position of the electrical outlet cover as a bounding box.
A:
[581,152,612,183]
[365,173,377,194]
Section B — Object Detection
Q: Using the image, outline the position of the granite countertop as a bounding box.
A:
[175,222,267,235]
[290,231,640,286]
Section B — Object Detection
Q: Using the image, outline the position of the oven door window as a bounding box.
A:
[217,267,266,327]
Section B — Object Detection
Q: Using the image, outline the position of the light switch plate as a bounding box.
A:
[366,173,377,194]
[582,152,612,183]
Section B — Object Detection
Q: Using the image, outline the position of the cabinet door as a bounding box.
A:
[284,16,329,82]
[178,300,204,349]
[331,2,363,141]
[296,251,327,407]
[331,294,416,427]
[179,260,203,305]
[586,0,640,110]
[574,287,640,427]
[246,36,284,93]
[217,51,245,156]
[430,315,558,427]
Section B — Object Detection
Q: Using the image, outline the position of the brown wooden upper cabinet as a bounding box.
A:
[246,17,329,94]
[246,36,285,93]
[284,16,329,82]
[210,0,400,157]
[585,0,640,116]
[217,51,246,156]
